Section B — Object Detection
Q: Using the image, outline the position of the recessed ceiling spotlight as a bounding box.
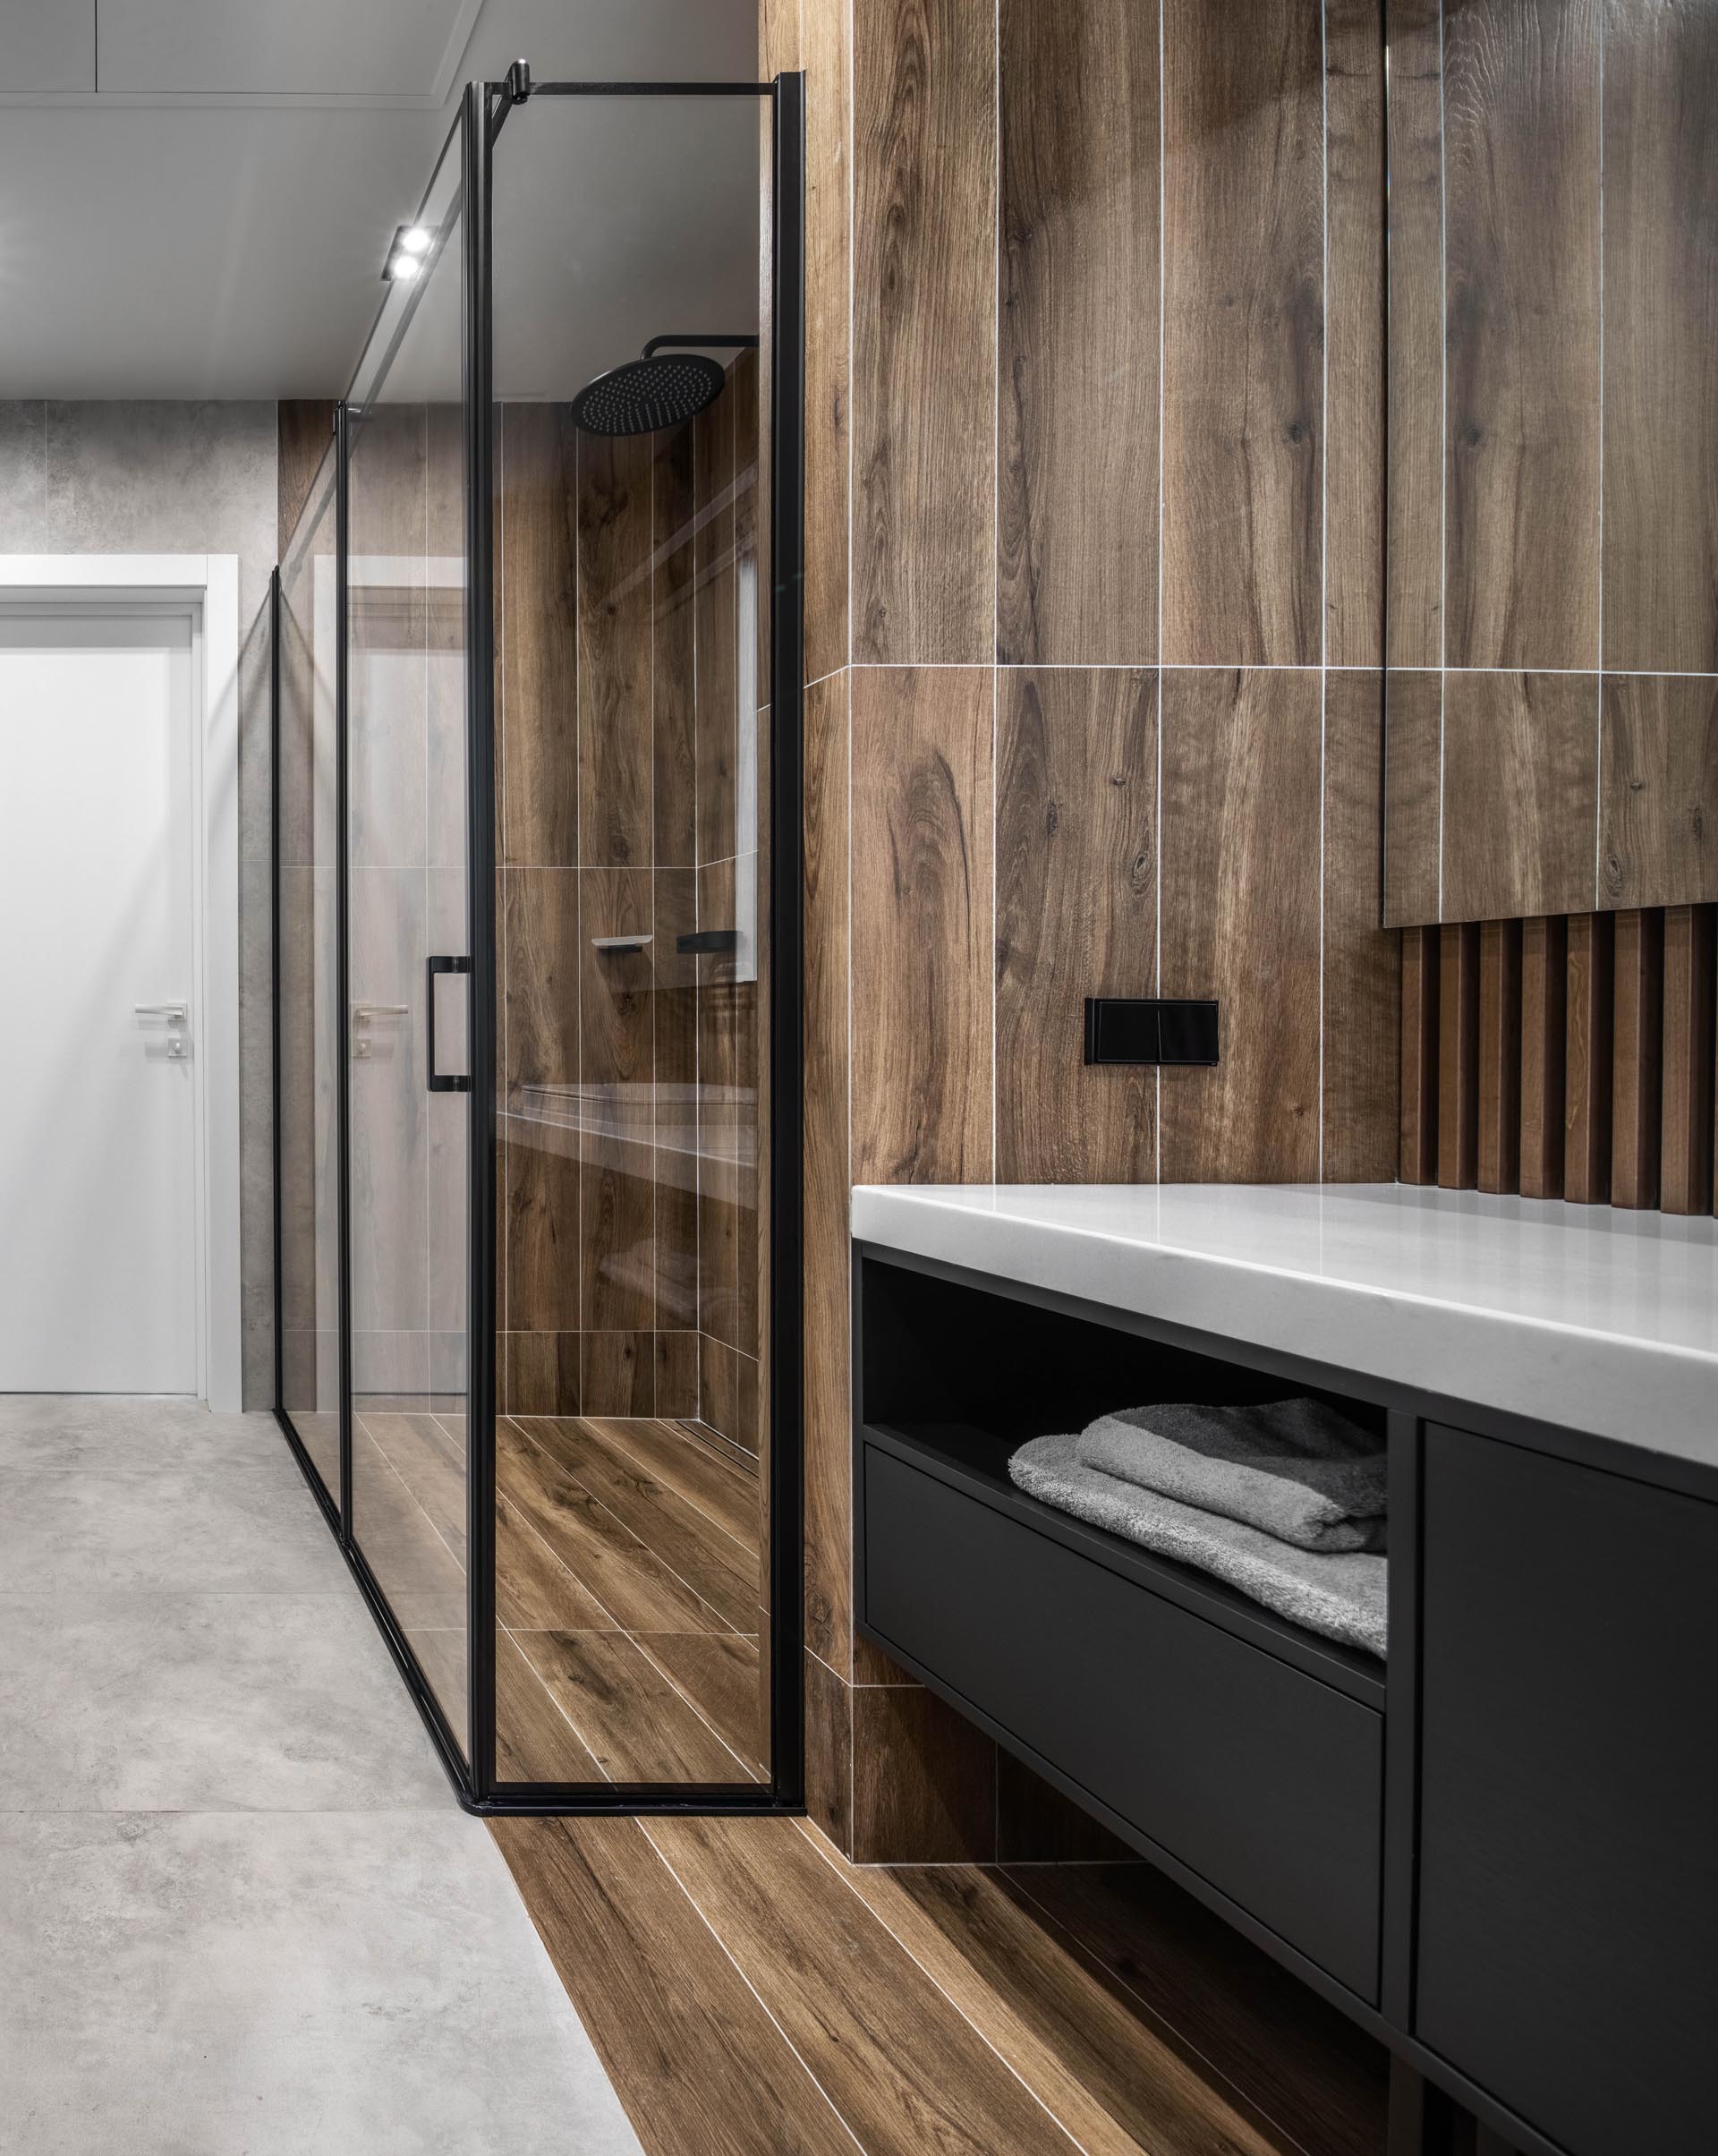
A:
[381,223,436,282]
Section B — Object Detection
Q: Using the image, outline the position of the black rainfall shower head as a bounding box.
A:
[568,335,759,438]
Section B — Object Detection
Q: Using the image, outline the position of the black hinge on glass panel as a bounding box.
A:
[427,955,472,1093]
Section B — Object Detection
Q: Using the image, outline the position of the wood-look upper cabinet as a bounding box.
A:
[1382,0,1718,926]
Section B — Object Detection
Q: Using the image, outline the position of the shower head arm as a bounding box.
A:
[641,334,761,360]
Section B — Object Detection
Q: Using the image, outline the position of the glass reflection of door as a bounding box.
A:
[344,131,472,1760]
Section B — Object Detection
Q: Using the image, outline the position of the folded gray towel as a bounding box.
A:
[1010,1430,1387,1658]
[1076,1397,1387,1554]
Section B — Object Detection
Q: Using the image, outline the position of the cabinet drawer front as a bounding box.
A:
[1417,1425,1718,2155]
[863,1444,1382,1999]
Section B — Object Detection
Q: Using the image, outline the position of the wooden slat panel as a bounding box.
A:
[1598,675,1718,909]
[578,867,655,1333]
[1611,908,1664,1210]
[500,404,580,868]
[994,668,1157,1181]
[1159,669,1322,1181]
[802,672,851,1673]
[1324,669,1400,1178]
[996,0,1158,664]
[1660,906,1716,1217]
[1476,919,1523,1194]
[1600,0,1718,673]
[652,420,697,867]
[1161,0,1324,666]
[1519,916,1569,1199]
[1441,671,1598,921]
[803,0,851,683]
[1399,925,1441,1184]
[1383,0,1444,669]
[1564,909,1615,1203]
[850,666,994,1183]
[1324,0,1387,668]
[852,0,997,664]
[576,430,653,868]
[1437,922,1481,1189]
[1442,0,1602,669]
[1383,669,1442,926]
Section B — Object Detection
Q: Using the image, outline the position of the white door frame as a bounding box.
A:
[0,555,242,1411]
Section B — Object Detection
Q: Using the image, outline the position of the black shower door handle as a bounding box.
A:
[426,955,472,1093]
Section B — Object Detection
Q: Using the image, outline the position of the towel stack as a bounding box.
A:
[1008,1397,1388,1657]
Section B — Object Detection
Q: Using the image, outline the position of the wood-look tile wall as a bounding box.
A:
[496,365,763,1454]
[1399,908,1718,1215]
[1383,0,1718,925]
[769,0,1401,1859]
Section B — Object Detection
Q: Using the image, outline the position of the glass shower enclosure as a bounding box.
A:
[272,67,804,1812]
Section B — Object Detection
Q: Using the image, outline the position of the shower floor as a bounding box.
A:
[349,1407,766,1786]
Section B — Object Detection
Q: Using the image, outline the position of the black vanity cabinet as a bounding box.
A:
[852,1240,1718,2156]
[1415,1425,1718,2156]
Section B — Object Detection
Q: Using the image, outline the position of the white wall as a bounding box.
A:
[0,402,279,1406]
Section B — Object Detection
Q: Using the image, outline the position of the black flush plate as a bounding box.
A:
[1084,997,1220,1068]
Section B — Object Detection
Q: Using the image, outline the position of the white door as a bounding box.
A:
[0,609,200,1392]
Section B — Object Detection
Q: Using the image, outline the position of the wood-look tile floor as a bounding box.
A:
[351,1407,766,1785]
[492,1812,1391,2156]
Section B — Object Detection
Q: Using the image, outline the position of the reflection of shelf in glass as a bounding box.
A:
[506,1082,756,1203]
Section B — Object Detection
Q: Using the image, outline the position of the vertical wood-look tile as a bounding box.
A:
[994,669,1158,1181]
[1324,670,1400,1179]
[1399,926,1441,1185]
[803,673,852,1674]
[1440,672,1598,921]
[1162,0,1324,667]
[1159,669,1323,1181]
[1519,916,1569,1199]
[803,0,851,684]
[849,1685,997,1864]
[1598,675,1718,910]
[500,404,580,869]
[1324,0,1387,668]
[805,1650,854,1855]
[1600,0,1718,673]
[1564,909,1615,1203]
[581,1331,655,1418]
[1436,921,1481,1189]
[699,1336,760,1460]
[652,421,698,867]
[1384,0,1445,669]
[1610,907,1663,1209]
[1383,669,1442,927]
[504,1138,581,1334]
[853,0,997,663]
[277,399,336,559]
[1660,906,1716,1217]
[653,868,700,1334]
[996,0,1159,665]
[1442,0,1602,669]
[579,867,655,1332]
[850,667,995,1183]
[506,1330,581,1418]
[695,857,758,1357]
[1476,919,1523,1195]
[693,375,737,865]
[501,869,580,1098]
[577,430,654,867]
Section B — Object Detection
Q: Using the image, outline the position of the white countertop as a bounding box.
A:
[850,1182,1718,1469]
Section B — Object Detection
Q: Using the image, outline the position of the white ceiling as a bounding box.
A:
[0,0,759,397]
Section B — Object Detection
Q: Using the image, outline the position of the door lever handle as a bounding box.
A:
[134,1002,188,1021]
[352,1002,409,1025]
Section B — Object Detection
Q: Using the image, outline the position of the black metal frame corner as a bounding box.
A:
[270,67,808,1819]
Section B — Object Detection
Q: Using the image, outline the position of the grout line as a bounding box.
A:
[1155,0,1167,1184]
[1436,0,1447,918]
[792,1814,1093,2154]
[636,1821,870,2154]
[1318,0,1329,1183]
[1595,4,1606,910]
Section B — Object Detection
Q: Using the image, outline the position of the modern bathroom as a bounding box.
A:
[0,3,1713,2153]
